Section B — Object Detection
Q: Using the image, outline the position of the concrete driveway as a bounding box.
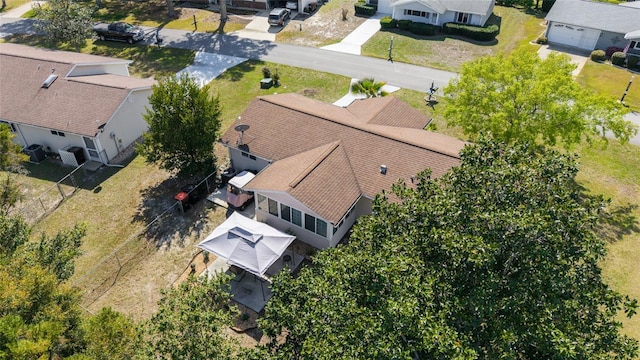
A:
[537,44,590,77]
[231,10,298,41]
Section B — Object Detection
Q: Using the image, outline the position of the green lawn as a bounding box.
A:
[361,6,544,72]
[573,140,640,343]
[577,61,640,111]
[1,35,195,78]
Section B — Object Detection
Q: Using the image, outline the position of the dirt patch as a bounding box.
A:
[278,0,366,47]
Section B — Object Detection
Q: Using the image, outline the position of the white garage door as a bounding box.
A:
[548,23,600,50]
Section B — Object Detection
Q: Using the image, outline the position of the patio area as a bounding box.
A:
[203,243,306,312]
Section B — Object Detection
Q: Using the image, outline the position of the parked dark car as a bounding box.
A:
[93,22,145,44]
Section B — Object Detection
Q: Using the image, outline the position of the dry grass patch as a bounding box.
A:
[277,0,366,47]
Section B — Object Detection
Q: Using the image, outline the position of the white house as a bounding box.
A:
[371,0,494,27]
[545,0,640,52]
[0,43,155,166]
[220,94,465,249]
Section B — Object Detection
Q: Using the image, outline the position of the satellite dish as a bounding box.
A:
[234,124,250,146]
[234,124,250,132]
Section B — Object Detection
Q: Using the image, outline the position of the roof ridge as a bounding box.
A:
[347,96,393,123]
[260,95,460,159]
[289,140,341,188]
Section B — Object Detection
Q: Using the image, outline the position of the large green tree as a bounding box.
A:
[141,274,242,359]
[0,124,27,216]
[444,51,637,147]
[137,74,222,177]
[260,138,639,359]
[32,0,95,48]
[0,215,87,359]
[82,307,139,360]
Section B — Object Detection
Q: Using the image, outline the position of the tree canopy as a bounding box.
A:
[444,51,637,147]
[137,74,222,177]
[0,124,27,216]
[0,215,87,359]
[260,138,639,359]
[32,0,95,48]
[141,273,244,359]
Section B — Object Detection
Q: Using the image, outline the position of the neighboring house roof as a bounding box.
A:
[545,0,640,35]
[0,43,155,137]
[392,0,493,15]
[221,94,465,223]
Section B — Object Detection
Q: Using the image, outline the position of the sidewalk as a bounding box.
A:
[321,13,384,55]
[0,1,44,18]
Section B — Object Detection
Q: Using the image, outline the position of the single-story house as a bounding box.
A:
[370,0,494,27]
[545,0,640,55]
[0,43,155,166]
[220,94,465,249]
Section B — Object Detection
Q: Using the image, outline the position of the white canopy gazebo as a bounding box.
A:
[197,212,295,277]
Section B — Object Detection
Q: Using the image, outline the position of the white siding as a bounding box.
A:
[228,147,271,173]
[97,88,151,162]
[67,63,130,77]
[13,123,85,154]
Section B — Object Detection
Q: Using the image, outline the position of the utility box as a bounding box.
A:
[24,144,46,163]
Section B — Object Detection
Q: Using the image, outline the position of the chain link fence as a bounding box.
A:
[12,163,86,225]
[71,171,218,307]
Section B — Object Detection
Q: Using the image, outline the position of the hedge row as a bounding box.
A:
[380,17,439,36]
[354,2,376,16]
[442,22,499,41]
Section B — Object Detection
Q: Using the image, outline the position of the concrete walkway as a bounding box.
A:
[0,1,44,18]
[321,13,384,55]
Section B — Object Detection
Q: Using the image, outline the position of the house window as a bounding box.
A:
[368,0,377,5]
[316,218,327,238]
[292,209,302,227]
[305,214,316,232]
[404,9,428,17]
[632,41,640,50]
[456,12,470,24]
[50,130,66,137]
[280,204,291,222]
[268,198,279,216]
[257,194,268,211]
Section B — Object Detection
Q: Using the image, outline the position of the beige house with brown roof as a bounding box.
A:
[0,43,155,165]
[220,94,465,249]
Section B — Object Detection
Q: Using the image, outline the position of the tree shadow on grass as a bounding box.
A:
[215,58,260,82]
[597,203,640,243]
[132,175,218,249]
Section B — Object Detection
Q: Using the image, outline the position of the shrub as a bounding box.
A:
[541,0,555,12]
[611,51,626,66]
[442,22,499,41]
[262,67,271,78]
[354,2,376,16]
[590,49,606,62]
[628,55,639,70]
[380,16,396,29]
[397,19,411,30]
[535,35,547,44]
[408,22,439,36]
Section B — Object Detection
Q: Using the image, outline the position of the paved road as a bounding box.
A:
[0,17,457,92]
[2,17,638,144]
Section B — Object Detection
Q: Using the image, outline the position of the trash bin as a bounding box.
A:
[24,144,46,163]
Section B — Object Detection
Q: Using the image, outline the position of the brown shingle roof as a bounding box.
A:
[0,44,153,137]
[222,94,465,224]
[347,96,431,128]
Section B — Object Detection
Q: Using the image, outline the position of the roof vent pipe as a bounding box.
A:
[380,165,387,175]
